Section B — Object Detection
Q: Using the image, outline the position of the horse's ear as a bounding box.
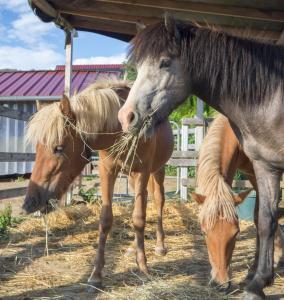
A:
[164,13,180,42]
[191,192,206,205]
[60,94,72,116]
[233,189,253,205]
[136,21,146,33]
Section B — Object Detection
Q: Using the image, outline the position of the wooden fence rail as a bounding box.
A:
[0,152,35,162]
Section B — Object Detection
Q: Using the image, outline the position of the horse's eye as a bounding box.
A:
[159,58,171,69]
[54,146,64,155]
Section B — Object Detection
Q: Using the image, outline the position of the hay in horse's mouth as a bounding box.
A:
[106,116,155,176]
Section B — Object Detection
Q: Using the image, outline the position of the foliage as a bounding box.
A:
[15,176,25,182]
[78,187,98,203]
[84,174,98,182]
[0,205,12,234]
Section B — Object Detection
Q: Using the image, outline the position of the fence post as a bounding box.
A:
[64,30,74,205]
[180,120,189,200]
[194,97,204,192]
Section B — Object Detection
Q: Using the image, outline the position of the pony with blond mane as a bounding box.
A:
[23,79,174,288]
[192,115,284,291]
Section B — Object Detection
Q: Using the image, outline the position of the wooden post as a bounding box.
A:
[64,30,73,205]
[180,122,189,200]
[64,31,73,96]
[195,98,204,151]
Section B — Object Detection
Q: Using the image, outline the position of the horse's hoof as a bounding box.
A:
[242,291,265,300]
[125,247,136,256]
[139,265,150,276]
[241,272,255,287]
[87,281,103,293]
[155,246,167,256]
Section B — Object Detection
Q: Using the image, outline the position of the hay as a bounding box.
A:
[0,200,283,299]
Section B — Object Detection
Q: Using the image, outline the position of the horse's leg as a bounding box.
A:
[125,175,137,256]
[132,171,150,274]
[152,166,167,255]
[243,175,259,283]
[88,158,118,288]
[274,224,284,267]
[243,161,281,300]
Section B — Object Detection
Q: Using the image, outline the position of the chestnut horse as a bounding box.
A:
[23,80,174,288]
[191,115,284,291]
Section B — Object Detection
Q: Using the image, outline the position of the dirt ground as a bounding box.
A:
[0,197,283,300]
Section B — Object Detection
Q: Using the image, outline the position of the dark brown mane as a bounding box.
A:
[129,19,284,104]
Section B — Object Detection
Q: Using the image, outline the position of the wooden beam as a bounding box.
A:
[60,7,280,42]
[71,18,136,36]
[182,117,204,126]
[94,0,284,23]
[59,8,158,24]
[0,152,35,162]
[0,105,32,121]
[64,31,73,97]
[167,158,196,167]
[60,7,280,41]
[277,30,284,45]
[171,150,198,159]
[31,0,76,32]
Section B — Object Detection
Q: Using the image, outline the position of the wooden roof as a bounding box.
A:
[30,0,284,43]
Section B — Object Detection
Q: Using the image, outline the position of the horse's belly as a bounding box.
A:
[151,121,174,172]
[243,137,284,170]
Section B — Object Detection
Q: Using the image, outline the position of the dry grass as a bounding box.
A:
[0,200,283,300]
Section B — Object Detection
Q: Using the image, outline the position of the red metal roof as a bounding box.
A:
[0,65,124,98]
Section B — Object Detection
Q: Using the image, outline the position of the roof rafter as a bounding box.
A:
[60,8,281,42]
[94,0,284,23]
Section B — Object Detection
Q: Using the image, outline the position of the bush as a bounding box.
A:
[0,205,12,234]
[78,187,98,203]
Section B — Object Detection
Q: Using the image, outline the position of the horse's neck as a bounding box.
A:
[87,123,122,150]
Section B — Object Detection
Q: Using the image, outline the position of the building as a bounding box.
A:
[0,64,124,176]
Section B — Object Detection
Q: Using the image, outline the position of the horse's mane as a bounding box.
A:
[129,19,284,105]
[196,115,237,229]
[26,79,130,149]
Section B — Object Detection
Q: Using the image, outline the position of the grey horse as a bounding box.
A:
[118,16,284,300]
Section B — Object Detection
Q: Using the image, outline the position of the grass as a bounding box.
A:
[78,187,98,203]
[0,204,24,236]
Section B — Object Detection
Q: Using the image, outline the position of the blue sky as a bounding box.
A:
[0,0,128,70]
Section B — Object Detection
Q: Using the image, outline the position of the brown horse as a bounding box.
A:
[23,80,174,288]
[191,115,284,291]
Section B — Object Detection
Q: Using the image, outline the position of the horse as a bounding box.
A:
[191,114,284,291]
[22,80,174,288]
[118,15,284,299]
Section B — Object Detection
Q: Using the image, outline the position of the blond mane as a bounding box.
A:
[26,79,131,149]
[197,115,237,229]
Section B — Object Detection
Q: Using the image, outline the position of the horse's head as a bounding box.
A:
[118,15,192,138]
[23,95,88,214]
[191,189,251,291]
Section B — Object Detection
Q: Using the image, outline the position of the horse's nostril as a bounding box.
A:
[128,111,138,126]
[128,112,135,123]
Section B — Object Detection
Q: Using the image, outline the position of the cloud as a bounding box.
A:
[0,46,64,70]
[8,12,56,46]
[0,0,29,13]
[0,2,62,70]
[74,53,126,65]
